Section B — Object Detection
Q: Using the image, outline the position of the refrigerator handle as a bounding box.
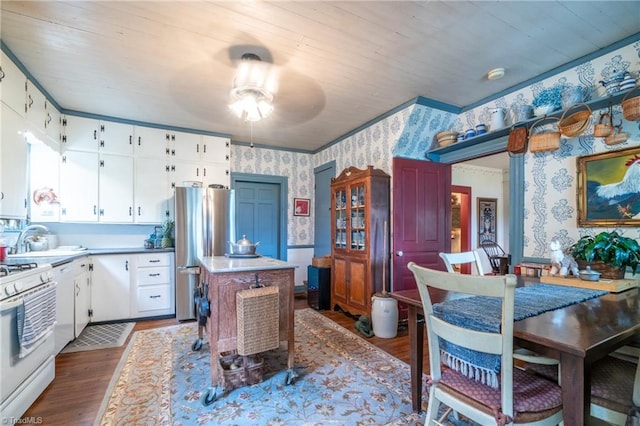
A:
[177,266,201,275]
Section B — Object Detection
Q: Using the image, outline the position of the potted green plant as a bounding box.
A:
[570,231,640,279]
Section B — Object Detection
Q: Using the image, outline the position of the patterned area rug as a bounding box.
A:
[95,309,446,425]
[62,322,135,353]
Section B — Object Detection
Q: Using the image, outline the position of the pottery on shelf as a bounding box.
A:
[561,86,585,109]
[514,105,533,122]
[534,104,555,117]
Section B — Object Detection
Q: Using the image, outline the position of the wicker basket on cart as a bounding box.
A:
[621,84,640,122]
[529,117,561,153]
[236,285,280,356]
[217,351,265,390]
[558,102,591,137]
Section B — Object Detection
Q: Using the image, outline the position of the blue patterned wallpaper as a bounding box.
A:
[234,40,640,255]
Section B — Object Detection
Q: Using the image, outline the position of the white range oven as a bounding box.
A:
[0,261,57,421]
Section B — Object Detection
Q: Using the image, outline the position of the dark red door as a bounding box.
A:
[392,158,451,317]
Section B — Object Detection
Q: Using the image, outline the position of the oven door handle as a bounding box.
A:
[0,298,23,313]
[0,281,58,313]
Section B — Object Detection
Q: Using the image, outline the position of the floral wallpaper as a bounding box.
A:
[461,42,640,259]
[231,145,313,247]
[233,39,640,256]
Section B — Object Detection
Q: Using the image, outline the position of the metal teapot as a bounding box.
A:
[228,235,260,255]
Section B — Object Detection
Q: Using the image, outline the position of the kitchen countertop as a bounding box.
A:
[199,255,297,273]
[6,247,174,267]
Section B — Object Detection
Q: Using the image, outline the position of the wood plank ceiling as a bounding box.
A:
[1,1,638,152]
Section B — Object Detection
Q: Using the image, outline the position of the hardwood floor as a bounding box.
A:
[22,297,429,425]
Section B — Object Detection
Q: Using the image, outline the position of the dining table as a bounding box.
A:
[391,279,640,425]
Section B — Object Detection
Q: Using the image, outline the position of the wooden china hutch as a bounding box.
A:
[330,166,390,317]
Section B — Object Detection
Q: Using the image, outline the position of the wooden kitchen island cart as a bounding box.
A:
[198,256,298,405]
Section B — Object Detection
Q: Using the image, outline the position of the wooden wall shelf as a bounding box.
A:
[427,88,634,164]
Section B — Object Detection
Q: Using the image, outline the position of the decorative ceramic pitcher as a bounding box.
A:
[490,108,505,131]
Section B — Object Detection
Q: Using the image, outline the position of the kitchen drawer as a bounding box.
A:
[136,253,170,267]
[137,284,171,312]
[136,266,170,286]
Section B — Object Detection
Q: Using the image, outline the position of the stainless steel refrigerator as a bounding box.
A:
[174,186,235,321]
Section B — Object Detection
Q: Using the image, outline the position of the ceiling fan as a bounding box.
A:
[228,53,277,122]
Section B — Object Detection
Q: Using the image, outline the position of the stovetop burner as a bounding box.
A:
[0,262,39,277]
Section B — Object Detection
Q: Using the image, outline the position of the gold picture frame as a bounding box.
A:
[478,197,497,243]
[577,146,640,227]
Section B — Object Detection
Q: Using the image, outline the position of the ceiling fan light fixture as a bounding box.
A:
[229,87,274,122]
[487,67,505,80]
[229,53,275,122]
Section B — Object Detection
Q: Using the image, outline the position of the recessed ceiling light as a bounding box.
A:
[487,68,505,80]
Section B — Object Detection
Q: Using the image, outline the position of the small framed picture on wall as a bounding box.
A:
[294,198,310,216]
[478,197,497,243]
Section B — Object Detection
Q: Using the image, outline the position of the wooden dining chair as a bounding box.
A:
[407,262,563,425]
[590,354,640,425]
[480,239,508,274]
[529,353,639,424]
[439,250,485,275]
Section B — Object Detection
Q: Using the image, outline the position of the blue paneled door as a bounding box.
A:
[313,161,335,257]
[234,181,281,258]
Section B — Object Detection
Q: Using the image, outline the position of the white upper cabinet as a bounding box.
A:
[25,80,47,137]
[0,50,26,116]
[62,115,100,151]
[63,116,134,155]
[168,130,203,162]
[0,103,28,219]
[201,135,231,164]
[44,100,61,149]
[133,126,168,158]
[201,164,230,188]
[59,150,134,223]
[59,150,99,222]
[100,121,134,155]
[29,143,61,222]
[98,154,134,223]
[134,157,170,223]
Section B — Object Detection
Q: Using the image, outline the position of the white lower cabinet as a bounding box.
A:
[74,260,91,337]
[90,254,132,322]
[132,252,174,318]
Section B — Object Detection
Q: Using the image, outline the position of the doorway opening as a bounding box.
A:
[451,185,472,274]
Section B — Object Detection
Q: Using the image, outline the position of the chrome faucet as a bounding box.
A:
[15,224,50,254]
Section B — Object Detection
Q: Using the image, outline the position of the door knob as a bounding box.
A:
[396,251,403,256]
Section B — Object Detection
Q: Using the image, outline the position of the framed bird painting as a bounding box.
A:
[577,146,640,227]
